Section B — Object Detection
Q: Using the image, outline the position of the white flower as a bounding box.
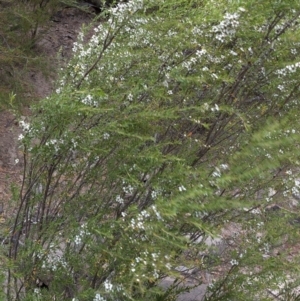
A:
[116,195,124,204]
[151,205,163,220]
[15,158,19,164]
[178,185,186,192]
[123,184,133,194]
[212,167,221,177]
[103,133,110,140]
[151,190,158,199]
[230,259,239,266]
[291,48,297,55]
[19,120,30,132]
[220,163,229,170]
[82,94,93,106]
[286,170,292,175]
[93,293,106,301]
[18,134,24,141]
[211,104,220,112]
[127,93,133,101]
[104,280,113,292]
[74,235,82,245]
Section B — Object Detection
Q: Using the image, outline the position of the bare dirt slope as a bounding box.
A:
[0,6,93,220]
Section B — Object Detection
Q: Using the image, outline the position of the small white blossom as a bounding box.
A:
[82,94,94,106]
[178,185,186,192]
[103,133,110,140]
[19,120,30,132]
[93,293,106,301]
[230,259,239,266]
[75,234,82,244]
[104,280,113,292]
[220,164,229,170]
[116,195,124,204]
[127,93,133,101]
[151,190,158,199]
[211,104,220,111]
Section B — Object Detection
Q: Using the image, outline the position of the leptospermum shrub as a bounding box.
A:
[5,0,300,300]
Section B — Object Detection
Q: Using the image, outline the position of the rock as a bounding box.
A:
[159,277,208,301]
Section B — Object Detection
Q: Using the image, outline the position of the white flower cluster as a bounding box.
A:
[151,190,158,199]
[211,104,220,111]
[116,195,124,204]
[40,246,68,272]
[259,242,270,259]
[178,185,186,192]
[93,293,106,301]
[19,120,30,132]
[81,94,98,107]
[291,179,300,196]
[151,205,163,221]
[109,0,145,23]
[130,250,171,283]
[129,205,163,231]
[123,182,134,194]
[276,62,300,77]
[74,223,91,246]
[212,167,221,178]
[211,12,241,42]
[104,280,113,292]
[45,138,64,153]
[130,209,150,230]
[18,120,31,141]
[181,48,208,71]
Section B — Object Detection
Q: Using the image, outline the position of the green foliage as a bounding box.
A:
[3,0,300,300]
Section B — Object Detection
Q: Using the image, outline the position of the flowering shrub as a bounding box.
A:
[4,0,300,300]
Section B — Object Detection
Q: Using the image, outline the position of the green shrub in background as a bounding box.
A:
[4,0,300,300]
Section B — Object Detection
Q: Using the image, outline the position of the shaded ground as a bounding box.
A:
[0,6,93,221]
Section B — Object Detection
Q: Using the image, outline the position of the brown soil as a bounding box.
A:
[0,6,93,220]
